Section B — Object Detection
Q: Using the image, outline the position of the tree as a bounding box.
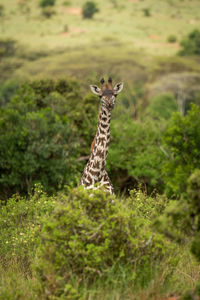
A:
[107,115,167,193]
[155,169,200,262]
[0,79,83,199]
[82,1,99,19]
[146,93,178,120]
[162,104,200,198]
[179,29,200,56]
[39,0,56,8]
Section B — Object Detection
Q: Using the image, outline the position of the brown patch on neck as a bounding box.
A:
[90,135,96,152]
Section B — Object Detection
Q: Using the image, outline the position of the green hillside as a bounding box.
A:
[1,0,200,84]
[2,0,200,54]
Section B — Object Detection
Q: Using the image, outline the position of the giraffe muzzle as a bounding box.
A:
[107,103,114,110]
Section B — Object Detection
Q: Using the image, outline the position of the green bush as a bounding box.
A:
[107,115,167,193]
[179,29,200,56]
[0,79,85,199]
[0,79,20,107]
[143,8,151,17]
[33,187,172,298]
[41,6,56,18]
[63,0,71,6]
[0,79,103,199]
[0,38,17,59]
[39,0,56,8]
[162,104,200,198]
[167,34,177,43]
[155,169,200,260]
[146,93,178,120]
[82,1,99,19]
[0,184,55,264]
[187,170,200,261]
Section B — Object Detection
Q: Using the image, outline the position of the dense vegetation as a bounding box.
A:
[0,77,199,299]
[0,0,200,299]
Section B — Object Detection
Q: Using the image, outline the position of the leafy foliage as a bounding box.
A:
[39,0,56,8]
[179,29,200,56]
[33,187,173,298]
[188,170,200,261]
[155,169,200,261]
[108,115,167,192]
[146,93,178,120]
[162,104,200,198]
[0,79,86,199]
[142,8,151,17]
[82,1,99,19]
[0,79,20,107]
[0,184,55,264]
[167,34,177,43]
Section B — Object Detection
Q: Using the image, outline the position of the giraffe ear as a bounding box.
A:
[113,82,123,95]
[90,85,101,95]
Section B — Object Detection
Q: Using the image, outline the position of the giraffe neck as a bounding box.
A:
[80,105,114,193]
[90,105,111,170]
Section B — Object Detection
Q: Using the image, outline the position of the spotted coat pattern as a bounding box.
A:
[80,78,123,195]
[80,105,114,194]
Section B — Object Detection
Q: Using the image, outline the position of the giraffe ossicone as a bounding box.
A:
[80,78,123,194]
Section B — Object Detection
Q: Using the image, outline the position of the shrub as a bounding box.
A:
[0,38,17,59]
[187,170,200,261]
[0,79,84,199]
[167,34,177,43]
[0,184,55,264]
[33,187,172,298]
[155,169,200,261]
[63,0,71,6]
[162,104,200,198]
[0,79,102,199]
[41,6,56,18]
[0,79,20,107]
[82,1,99,19]
[107,115,167,193]
[143,8,151,17]
[179,29,200,56]
[39,0,56,8]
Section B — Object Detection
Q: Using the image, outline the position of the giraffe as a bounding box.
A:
[80,77,123,194]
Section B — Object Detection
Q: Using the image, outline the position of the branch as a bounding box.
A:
[76,155,90,162]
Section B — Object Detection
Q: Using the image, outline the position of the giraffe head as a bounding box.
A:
[90,78,123,111]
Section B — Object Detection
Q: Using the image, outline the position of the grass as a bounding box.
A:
[1,0,200,90]
[0,245,199,300]
[2,0,200,56]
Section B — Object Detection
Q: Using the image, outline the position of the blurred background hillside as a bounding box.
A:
[1,0,200,87]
